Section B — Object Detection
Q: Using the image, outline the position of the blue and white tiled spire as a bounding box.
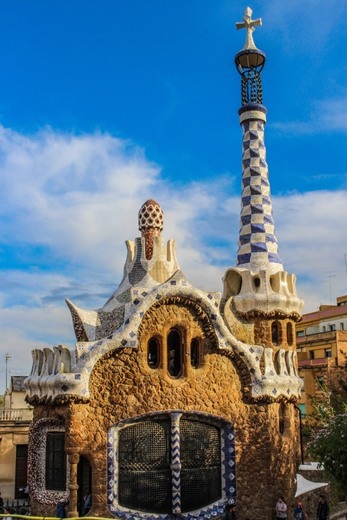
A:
[234,6,282,274]
[222,7,303,318]
[237,109,283,274]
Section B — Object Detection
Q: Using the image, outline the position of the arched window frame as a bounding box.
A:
[147,336,160,369]
[190,338,200,369]
[167,328,183,378]
[271,321,282,346]
[286,322,294,346]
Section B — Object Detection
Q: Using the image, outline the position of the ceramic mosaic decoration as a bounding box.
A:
[25,9,304,520]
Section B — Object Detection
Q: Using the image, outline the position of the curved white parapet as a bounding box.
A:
[25,345,88,403]
[25,274,303,404]
[223,267,303,317]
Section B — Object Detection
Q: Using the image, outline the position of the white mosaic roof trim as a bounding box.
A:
[25,272,303,403]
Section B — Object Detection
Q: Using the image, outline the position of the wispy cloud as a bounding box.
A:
[272,91,347,136]
[262,0,347,51]
[0,125,346,392]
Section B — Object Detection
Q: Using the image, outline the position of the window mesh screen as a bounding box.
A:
[180,419,221,512]
[118,416,222,514]
[118,420,172,513]
[45,432,66,491]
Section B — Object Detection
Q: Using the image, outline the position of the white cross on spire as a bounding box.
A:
[236,7,262,51]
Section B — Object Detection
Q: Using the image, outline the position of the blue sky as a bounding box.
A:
[0,0,347,392]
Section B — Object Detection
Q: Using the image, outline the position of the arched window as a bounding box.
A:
[190,338,200,368]
[167,329,182,377]
[278,404,285,435]
[147,338,160,368]
[271,321,281,346]
[286,322,293,346]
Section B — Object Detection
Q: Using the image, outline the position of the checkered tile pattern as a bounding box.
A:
[236,119,283,271]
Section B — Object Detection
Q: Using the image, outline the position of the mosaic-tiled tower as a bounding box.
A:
[223,7,303,321]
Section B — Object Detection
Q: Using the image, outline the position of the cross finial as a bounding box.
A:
[236,7,262,51]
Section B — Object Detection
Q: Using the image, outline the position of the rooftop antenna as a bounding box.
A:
[328,274,336,304]
[5,353,12,392]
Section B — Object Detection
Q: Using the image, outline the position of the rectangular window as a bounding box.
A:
[329,324,336,331]
[46,432,66,491]
[341,323,344,331]
[325,349,332,358]
[298,403,306,417]
[317,376,324,387]
[15,445,28,499]
[309,350,314,360]
[296,330,304,338]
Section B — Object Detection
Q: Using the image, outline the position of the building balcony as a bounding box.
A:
[298,357,336,369]
[0,408,33,422]
[296,330,337,345]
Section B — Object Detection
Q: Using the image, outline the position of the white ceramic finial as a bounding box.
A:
[236,7,262,51]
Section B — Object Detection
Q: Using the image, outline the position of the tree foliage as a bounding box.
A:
[308,413,347,497]
[307,350,347,497]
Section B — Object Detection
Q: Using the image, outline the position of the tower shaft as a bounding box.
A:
[237,108,283,274]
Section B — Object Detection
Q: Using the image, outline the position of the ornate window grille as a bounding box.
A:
[108,412,236,519]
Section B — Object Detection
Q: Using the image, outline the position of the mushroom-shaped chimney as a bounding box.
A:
[138,199,164,260]
[235,7,266,106]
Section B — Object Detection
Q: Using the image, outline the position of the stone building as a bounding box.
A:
[0,376,33,505]
[25,8,304,520]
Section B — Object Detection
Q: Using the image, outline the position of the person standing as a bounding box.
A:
[294,500,306,520]
[83,493,92,516]
[317,495,329,520]
[56,499,68,519]
[276,496,288,520]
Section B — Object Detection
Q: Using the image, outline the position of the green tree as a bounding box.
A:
[307,350,347,497]
[308,413,347,499]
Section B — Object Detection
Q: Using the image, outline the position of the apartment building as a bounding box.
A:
[296,295,347,417]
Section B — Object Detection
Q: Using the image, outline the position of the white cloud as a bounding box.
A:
[274,190,347,309]
[262,0,347,51]
[272,93,347,136]
[0,125,346,393]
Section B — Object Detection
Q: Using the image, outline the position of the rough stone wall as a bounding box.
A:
[254,317,296,349]
[29,302,301,519]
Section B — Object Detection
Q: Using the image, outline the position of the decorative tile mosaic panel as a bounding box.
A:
[107,411,236,520]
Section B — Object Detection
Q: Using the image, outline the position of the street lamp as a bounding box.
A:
[5,353,12,392]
